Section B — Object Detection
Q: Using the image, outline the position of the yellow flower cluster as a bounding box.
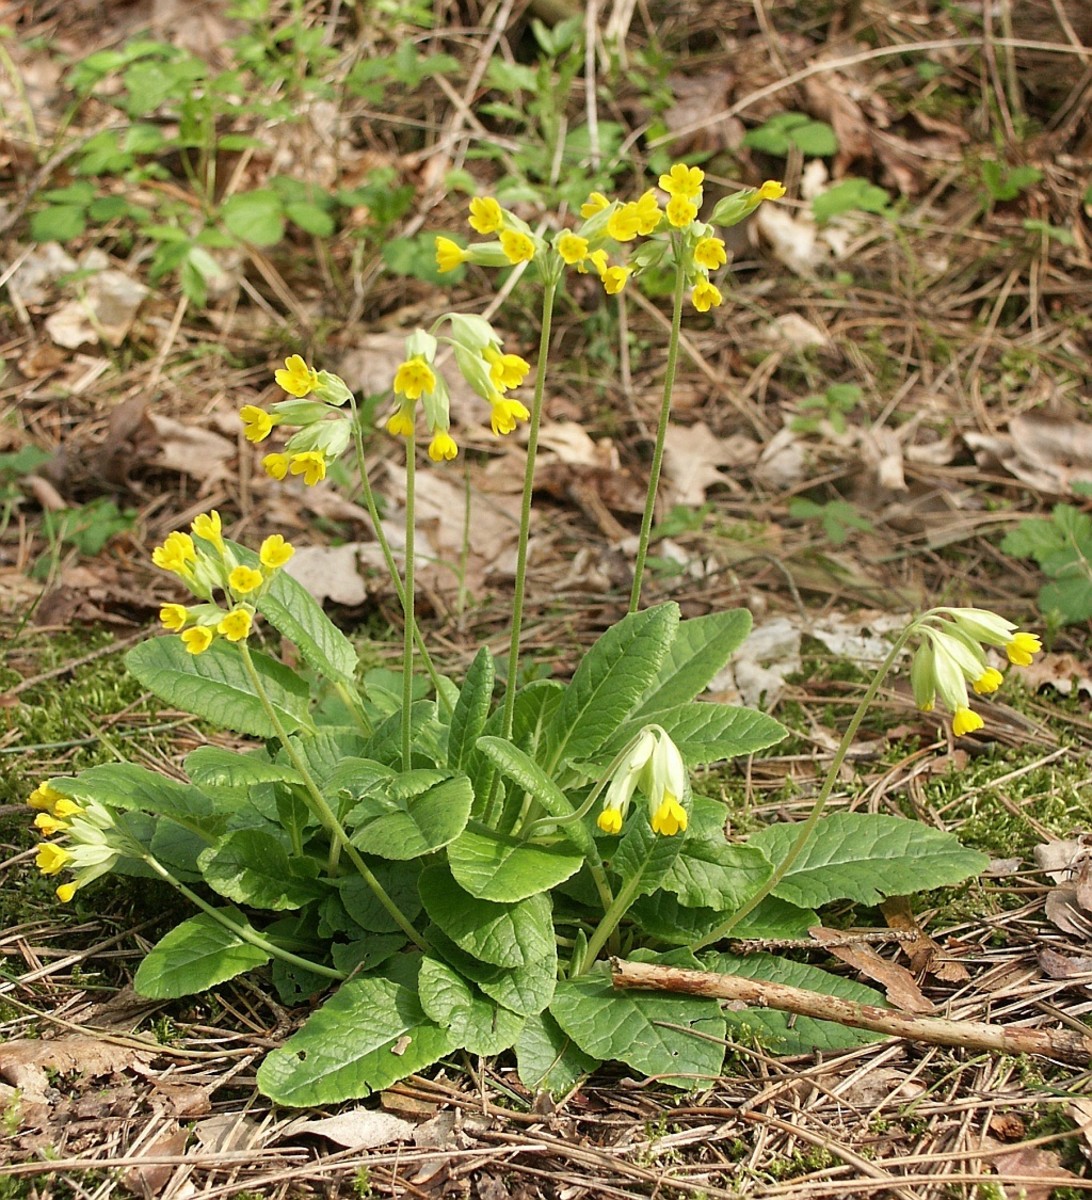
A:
[910,607,1042,736]
[29,783,126,903]
[385,315,533,456]
[239,355,355,489]
[597,727,690,839]
[434,196,544,276]
[150,511,295,656]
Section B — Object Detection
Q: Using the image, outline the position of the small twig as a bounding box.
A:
[610,958,1092,1066]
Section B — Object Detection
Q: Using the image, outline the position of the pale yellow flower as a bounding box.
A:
[218,609,252,642]
[500,229,536,264]
[240,405,276,443]
[691,280,723,312]
[275,354,318,397]
[191,510,224,549]
[151,531,196,575]
[666,194,698,228]
[435,236,467,273]
[289,451,327,487]
[262,453,289,481]
[580,191,611,218]
[489,397,530,437]
[260,534,294,569]
[694,237,727,270]
[229,565,264,595]
[181,626,214,655]
[658,162,705,198]
[36,843,70,875]
[602,265,631,295]
[468,196,504,234]
[393,357,437,400]
[557,232,589,265]
[428,431,459,462]
[159,603,189,632]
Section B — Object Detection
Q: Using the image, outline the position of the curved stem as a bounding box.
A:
[693,624,919,951]
[500,277,559,740]
[402,434,417,771]
[629,240,687,614]
[238,642,427,951]
[346,397,448,713]
[577,856,649,974]
[141,853,345,981]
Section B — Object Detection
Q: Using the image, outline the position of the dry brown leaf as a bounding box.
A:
[1021,652,1092,698]
[966,413,1092,495]
[45,268,148,349]
[1034,835,1092,883]
[988,1113,1026,1141]
[662,422,753,507]
[148,414,235,484]
[1044,886,1092,938]
[881,896,971,983]
[0,1035,155,1104]
[120,1123,188,1197]
[193,1112,265,1153]
[282,1107,416,1149]
[811,927,935,1014]
[662,68,743,153]
[1037,947,1092,979]
[803,72,876,173]
[1067,1097,1092,1149]
[837,1066,925,1109]
[283,544,369,607]
[986,1141,1081,1199]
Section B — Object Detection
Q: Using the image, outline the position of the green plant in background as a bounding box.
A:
[979,159,1042,205]
[1001,492,1092,625]
[789,497,874,546]
[790,382,862,435]
[743,112,838,158]
[25,165,1044,1105]
[812,179,893,224]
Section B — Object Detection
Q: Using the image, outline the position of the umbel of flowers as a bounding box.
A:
[909,607,1042,735]
[435,165,786,313]
[151,511,295,655]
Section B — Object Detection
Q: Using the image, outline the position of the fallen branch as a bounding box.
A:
[610,958,1092,1066]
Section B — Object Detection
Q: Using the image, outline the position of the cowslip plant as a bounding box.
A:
[27,166,1043,1103]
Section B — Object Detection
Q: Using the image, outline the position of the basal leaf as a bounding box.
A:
[256,971,458,1105]
[748,812,988,909]
[346,769,472,859]
[133,909,270,999]
[631,609,752,718]
[447,828,584,902]
[198,829,320,910]
[658,839,772,910]
[125,637,309,738]
[550,969,726,1085]
[705,950,886,1054]
[610,806,687,898]
[448,647,495,772]
[426,926,556,1017]
[544,603,679,770]
[418,956,524,1056]
[51,762,223,833]
[418,865,552,969]
[515,1009,599,1097]
[184,746,303,801]
[646,702,787,765]
[334,864,423,934]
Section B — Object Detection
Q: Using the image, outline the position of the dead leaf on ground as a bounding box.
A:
[980,1139,1082,1199]
[193,1112,266,1153]
[661,68,743,154]
[837,1066,926,1109]
[120,1123,189,1198]
[811,927,935,1013]
[1038,947,1092,980]
[966,412,1092,495]
[881,896,971,983]
[0,1035,155,1104]
[45,264,149,349]
[148,414,235,485]
[1021,652,1092,699]
[283,543,369,607]
[281,1107,417,1149]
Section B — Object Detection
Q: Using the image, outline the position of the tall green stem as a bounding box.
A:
[238,643,427,951]
[501,277,560,740]
[693,625,918,951]
[629,241,687,614]
[578,861,649,974]
[346,397,448,712]
[402,434,417,771]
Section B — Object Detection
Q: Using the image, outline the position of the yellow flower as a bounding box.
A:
[659,162,705,198]
[468,196,505,234]
[557,232,589,265]
[633,189,662,235]
[758,180,787,201]
[263,453,289,481]
[289,451,327,487]
[972,667,1004,695]
[260,534,294,569]
[393,356,437,400]
[192,510,224,549]
[499,229,536,264]
[229,565,264,595]
[428,431,459,462]
[28,783,66,812]
[584,248,609,277]
[952,706,984,737]
[54,798,82,819]
[691,280,723,312]
[606,203,641,243]
[56,882,77,903]
[596,808,623,835]
[181,626,214,655]
[580,191,611,218]
[387,408,416,438]
[36,843,70,875]
[490,397,530,437]
[218,608,253,642]
[159,603,189,632]
[435,236,467,273]
[666,194,698,228]
[650,795,688,837]
[694,236,727,270]
[275,354,318,397]
[602,265,632,295]
[151,531,197,575]
[240,405,276,443]
[484,347,531,390]
[1006,632,1041,666]
[35,811,68,836]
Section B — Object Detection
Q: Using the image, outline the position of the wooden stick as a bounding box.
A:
[610,958,1092,1066]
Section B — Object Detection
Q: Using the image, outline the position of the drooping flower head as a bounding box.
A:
[275,354,319,397]
[596,726,689,838]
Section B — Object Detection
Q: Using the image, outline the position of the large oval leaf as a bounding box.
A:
[447,827,584,902]
[134,909,270,999]
[198,829,320,910]
[346,770,472,859]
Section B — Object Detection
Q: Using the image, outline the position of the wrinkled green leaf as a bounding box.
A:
[347,770,472,859]
[448,647,495,773]
[134,909,270,999]
[658,839,771,910]
[447,827,584,902]
[631,609,752,718]
[198,829,320,910]
[418,956,525,1056]
[515,1009,599,1096]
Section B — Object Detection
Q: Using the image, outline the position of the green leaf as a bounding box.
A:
[284,200,336,237]
[220,188,286,246]
[705,951,886,1054]
[254,554,359,685]
[748,813,989,909]
[447,828,584,902]
[52,762,223,832]
[1039,575,1092,624]
[426,926,556,1017]
[335,864,423,934]
[448,647,495,772]
[346,769,472,859]
[256,970,459,1105]
[544,603,679,770]
[125,637,309,738]
[184,746,302,801]
[515,1009,599,1096]
[631,609,753,718]
[624,701,786,766]
[418,865,553,969]
[133,909,270,999]
[610,808,687,898]
[198,829,320,910]
[30,204,87,242]
[418,957,525,1055]
[658,839,771,910]
[550,969,726,1084]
